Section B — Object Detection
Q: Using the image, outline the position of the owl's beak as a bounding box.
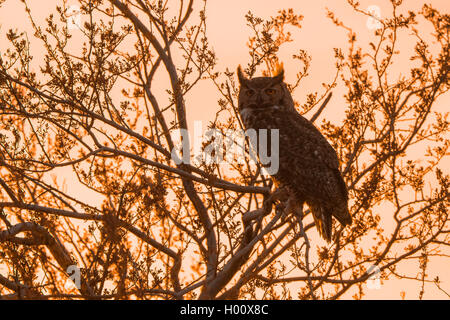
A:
[256,94,263,105]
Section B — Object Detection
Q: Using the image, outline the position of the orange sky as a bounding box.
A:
[0,0,449,299]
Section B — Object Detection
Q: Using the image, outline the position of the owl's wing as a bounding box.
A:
[289,111,348,201]
[290,111,340,169]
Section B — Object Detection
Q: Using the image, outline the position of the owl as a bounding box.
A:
[237,65,352,242]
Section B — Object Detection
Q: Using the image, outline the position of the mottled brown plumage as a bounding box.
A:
[237,66,351,242]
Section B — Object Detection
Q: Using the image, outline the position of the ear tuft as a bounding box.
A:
[272,62,284,83]
[237,65,248,86]
[273,62,284,77]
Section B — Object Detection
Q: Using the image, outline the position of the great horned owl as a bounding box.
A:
[237,65,352,242]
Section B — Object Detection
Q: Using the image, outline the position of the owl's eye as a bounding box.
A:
[245,89,255,97]
[265,88,276,95]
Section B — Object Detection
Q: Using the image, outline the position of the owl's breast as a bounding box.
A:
[239,106,324,173]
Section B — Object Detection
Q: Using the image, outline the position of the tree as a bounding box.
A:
[0,0,448,299]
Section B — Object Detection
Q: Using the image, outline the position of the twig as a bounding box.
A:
[310,92,333,123]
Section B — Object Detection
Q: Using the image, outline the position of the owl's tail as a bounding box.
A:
[308,202,351,243]
[309,203,332,242]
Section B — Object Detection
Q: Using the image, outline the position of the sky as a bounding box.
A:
[0,0,449,299]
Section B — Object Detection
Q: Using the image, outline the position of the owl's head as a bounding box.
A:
[237,65,293,113]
